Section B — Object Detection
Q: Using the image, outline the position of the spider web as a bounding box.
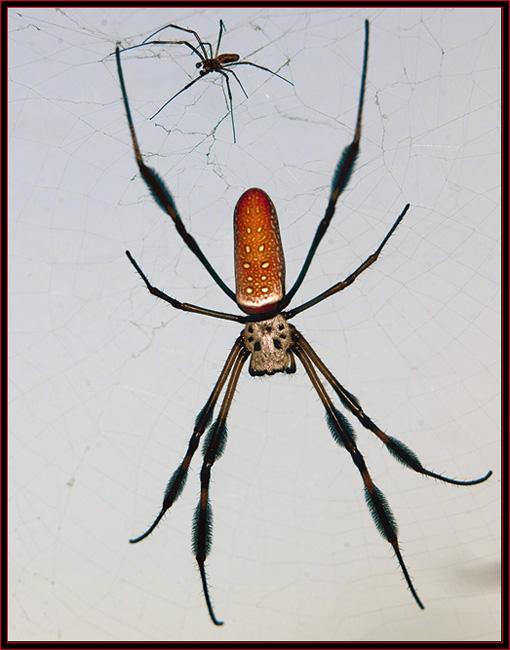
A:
[8,6,501,642]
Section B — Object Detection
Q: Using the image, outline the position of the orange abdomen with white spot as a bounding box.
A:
[234,188,286,314]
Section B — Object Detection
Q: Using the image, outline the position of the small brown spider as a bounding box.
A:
[118,20,293,142]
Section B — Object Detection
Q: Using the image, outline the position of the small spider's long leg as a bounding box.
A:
[217,70,238,143]
[286,202,409,319]
[126,251,243,323]
[283,20,369,309]
[294,331,492,486]
[115,46,236,303]
[149,63,243,144]
[215,20,226,58]
[193,345,249,625]
[226,60,293,86]
[143,23,211,59]
[224,67,249,99]
[149,73,211,120]
[130,337,245,544]
[294,342,424,610]
[118,39,206,62]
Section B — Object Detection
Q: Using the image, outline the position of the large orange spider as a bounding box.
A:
[115,21,491,626]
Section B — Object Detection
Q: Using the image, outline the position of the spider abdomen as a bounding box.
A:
[234,188,286,314]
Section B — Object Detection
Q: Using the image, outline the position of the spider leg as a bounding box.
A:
[143,23,212,59]
[294,331,492,486]
[283,20,369,308]
[130,337,245,544]
[193,345,249,625]
[225,67,249,99]
[226,60,293,86]
[215,20,226,58]
[286,203,409,318]
[218,62,293,136]
[149,73,212,120]
[115,46,236,303]
[126,251,243,323]
[150,61,240,143]
[217,69,238,143]
[294,341,424,610]
[118,39,206,62]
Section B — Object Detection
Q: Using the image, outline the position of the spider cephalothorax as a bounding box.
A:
[116,20,491,627]
[242,315,296,376]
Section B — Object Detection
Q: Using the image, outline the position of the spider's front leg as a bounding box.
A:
[130,335,248,626]
[293,339,425,609]
[292,329,491,609]
[295,331,492,487]
[129,337,244,544]
[192,345,249,625]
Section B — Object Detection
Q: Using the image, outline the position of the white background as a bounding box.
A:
[9,6,500,642]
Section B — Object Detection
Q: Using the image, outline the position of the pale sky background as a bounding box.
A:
[9,6,500,642]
